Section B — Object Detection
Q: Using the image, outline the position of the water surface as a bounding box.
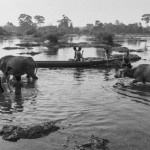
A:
[0,36,150,150]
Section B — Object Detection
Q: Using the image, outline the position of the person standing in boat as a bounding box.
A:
[73,46,77,61]
[76,47,84,61]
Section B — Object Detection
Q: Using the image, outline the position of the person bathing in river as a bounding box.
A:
[76,47,84,61]
[115,51,132,78]
[122,51,132,69]
[13,74,24,95]
[0,77,4,93]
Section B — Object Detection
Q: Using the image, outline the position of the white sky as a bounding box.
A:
[1,0,150,27]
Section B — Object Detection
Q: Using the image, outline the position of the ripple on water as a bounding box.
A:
[1,67,150,149]
[113,78,150,106]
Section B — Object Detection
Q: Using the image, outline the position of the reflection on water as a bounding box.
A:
[96,47,105,58]
[44,47,59,56]
[113,79,150,106]
[103,68,112,81]
[0,94,12,114]
[120,37,150,51]
[1,35,150,61]
[143,42,148,51]
[0,77,38,116]
[73,68,85,79]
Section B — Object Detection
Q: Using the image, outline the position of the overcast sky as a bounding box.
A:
[1,0,150,27]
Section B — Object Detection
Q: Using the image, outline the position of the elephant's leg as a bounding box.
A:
[26,69,38,80]
[132,76,144,84]
[132,77,142,84]
[132,79,139,84]
[32,75,38,80]
[27,73,38,80]
[7,75,13,92]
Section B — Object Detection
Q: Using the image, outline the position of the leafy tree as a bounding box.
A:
[102,32,114,46]
[18,14,33,26]
[57,14,71,32]
[26,28,37,35]
[18,14,34,32]
[6,22,14,26]
[95,20,100,26]
[141,14,150,27]
[95,32,114,46]
[115,20,120,25]
[46,34,59,44]
[34,15,45,27]
[70,22,73,29]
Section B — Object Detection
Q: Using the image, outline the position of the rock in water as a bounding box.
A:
[0,121,60,142]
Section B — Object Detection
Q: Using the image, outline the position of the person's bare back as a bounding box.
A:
[13,74,23,95]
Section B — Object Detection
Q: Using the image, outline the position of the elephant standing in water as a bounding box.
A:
[115,64,150,84]
[0,55,38,80]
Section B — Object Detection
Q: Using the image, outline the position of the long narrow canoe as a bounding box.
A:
[35,60,109,68]
[35,55,141,68]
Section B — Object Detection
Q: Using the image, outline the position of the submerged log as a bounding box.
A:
[16,42,41,47]
[0,121,60,142]
[3,47,25,50]
[18,51,41,56]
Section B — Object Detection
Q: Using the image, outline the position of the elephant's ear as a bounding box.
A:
[4,66,14,75]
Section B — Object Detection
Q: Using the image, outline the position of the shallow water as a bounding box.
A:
[0,36,150,149]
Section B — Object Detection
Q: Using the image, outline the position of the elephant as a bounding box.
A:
[0,55,38,80]
[115,64,150,84]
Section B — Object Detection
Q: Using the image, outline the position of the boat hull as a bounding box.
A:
[35,60,108,68]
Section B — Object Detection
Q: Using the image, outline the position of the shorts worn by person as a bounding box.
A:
[13,74,24,95]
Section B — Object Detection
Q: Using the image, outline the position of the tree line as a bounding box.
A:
[2,13,150,44]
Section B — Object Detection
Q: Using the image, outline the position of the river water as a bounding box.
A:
[0,36,150,150]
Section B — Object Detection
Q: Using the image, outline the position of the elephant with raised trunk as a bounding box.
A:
[0,55,38,80]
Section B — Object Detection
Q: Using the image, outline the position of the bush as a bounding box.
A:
[26,28,37,35]
[45,32,65,44]
[95,32,114,46]
[45,34,59,44]
[33,32,43,38]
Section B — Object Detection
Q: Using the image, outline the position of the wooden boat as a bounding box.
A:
[35,59,111,68]
[35,55,141,68]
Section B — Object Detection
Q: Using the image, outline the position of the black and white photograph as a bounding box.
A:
[0,0,150,149]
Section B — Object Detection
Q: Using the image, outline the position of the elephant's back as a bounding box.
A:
[7,56,26,66]
[134,64,150,80]
[6,56,29,75]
